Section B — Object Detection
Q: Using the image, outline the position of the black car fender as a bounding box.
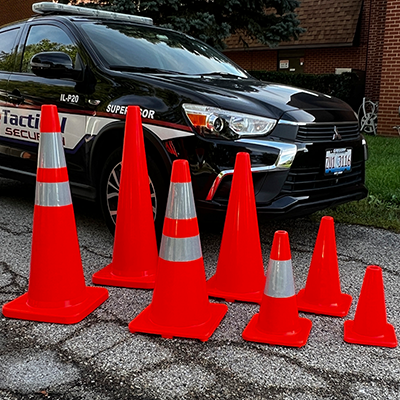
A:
[88,117,172,189]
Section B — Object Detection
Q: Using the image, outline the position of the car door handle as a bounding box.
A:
[8,90,24,104]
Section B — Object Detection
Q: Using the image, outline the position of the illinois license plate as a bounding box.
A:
[325,148,352,174]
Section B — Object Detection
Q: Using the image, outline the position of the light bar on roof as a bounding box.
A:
[32,2,153,25]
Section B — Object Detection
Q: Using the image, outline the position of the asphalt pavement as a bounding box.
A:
[0,177,399,400]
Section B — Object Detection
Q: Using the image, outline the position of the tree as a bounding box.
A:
[70,0,304,50]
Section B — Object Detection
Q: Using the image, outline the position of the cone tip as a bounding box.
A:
[236,152,250,162]
[126,105,141,120]
[367,265,381,272]
[171,159,191,183]
[270,230,291,261]
[321,215,334,223]
[366,265,383,277]
[40,105,61,133]
[234,152,251,173]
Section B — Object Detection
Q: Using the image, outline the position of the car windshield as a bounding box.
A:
[79,21,248,78]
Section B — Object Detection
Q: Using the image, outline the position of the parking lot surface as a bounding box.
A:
[0,177,399,400]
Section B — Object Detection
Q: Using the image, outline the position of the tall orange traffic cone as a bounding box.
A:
[129,159,228,341]
[2,105,108,324]
[296,216,352,317]
[207,152,265,303]
[92,106,158,288]
[344,265,397,347]
[242,230,312,347]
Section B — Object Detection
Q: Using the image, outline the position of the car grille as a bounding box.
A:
[296,123,360,142]
[281,159,364,195]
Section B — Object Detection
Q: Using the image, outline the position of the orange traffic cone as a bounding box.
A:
[2,105,108,324]
[344,265,397,347]
[129,159,228,341]
[92,106,158,288]
[207,152,265,303]
[242,230,312,347]
[296,216,352,317]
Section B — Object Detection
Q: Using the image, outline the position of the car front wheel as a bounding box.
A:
[99,148,167,241]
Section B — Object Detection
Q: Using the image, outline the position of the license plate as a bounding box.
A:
[325,148,352,174]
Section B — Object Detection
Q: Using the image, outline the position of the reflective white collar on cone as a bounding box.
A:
[159,235,202,262]
[35,182,72,207]
[37,132,66,169]
[264,259,296,298]
[165,182,196,220]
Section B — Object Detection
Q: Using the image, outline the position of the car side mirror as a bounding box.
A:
[30,51,81,80]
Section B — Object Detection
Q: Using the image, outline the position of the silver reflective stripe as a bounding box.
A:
[264,259,295,298]
[165,182,196,220]
[37,132,66,169]
[159,235,202,262]
[35,182,72,207]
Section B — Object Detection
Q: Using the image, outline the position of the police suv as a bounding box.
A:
[0,2,368,235]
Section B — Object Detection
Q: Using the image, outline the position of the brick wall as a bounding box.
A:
[376,0,400,136]
[224,49,278,72]
[227,46,366,76]
[363,0,387,103]
[0,0,38,27]
[303,47,365,74]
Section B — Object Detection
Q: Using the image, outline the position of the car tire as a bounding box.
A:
[99,148,168,242]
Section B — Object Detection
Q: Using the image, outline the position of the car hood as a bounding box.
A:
[161,75,357,123]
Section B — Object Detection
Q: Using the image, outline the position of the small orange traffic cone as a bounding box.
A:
[92,106,158,288]
[207,152,265,303]
[129,159,228,341]
[242,230,312,347]
[344,265,397,347]
[296,216,352,317]
[2,105,108,324]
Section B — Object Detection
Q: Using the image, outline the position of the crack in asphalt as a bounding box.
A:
[0,223,32,236]
[2,315,399,400]
[80,245,112,260]
[0,261,29,292]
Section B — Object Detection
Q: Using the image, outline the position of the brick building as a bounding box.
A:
[0,0,37,27]
[224,0,400,136]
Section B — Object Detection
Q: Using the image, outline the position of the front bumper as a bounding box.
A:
[194,131,368,218]
[197,183,367,218]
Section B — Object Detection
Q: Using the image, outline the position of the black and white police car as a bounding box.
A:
[0,2,367,236]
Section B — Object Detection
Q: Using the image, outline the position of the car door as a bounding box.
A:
[0,25,24,168]
[3,22,87,179]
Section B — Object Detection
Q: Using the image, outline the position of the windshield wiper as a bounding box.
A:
[108,65,185,75]
[200,72,244,79]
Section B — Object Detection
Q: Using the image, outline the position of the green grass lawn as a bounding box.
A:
[311,135,400,232]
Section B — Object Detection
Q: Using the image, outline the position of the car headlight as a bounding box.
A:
[182,104,277,140]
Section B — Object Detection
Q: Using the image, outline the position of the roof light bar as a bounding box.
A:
[32,2,153,25]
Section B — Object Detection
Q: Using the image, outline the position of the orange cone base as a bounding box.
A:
[207,275,266,304]
[2,287,108,324]
[242,313,312,347]
[92,264,156,289]
[297,289,352,317]
[343,320,398,348]
[129,303,228,342]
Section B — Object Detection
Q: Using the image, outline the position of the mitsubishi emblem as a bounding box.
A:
[332,126,342,141]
